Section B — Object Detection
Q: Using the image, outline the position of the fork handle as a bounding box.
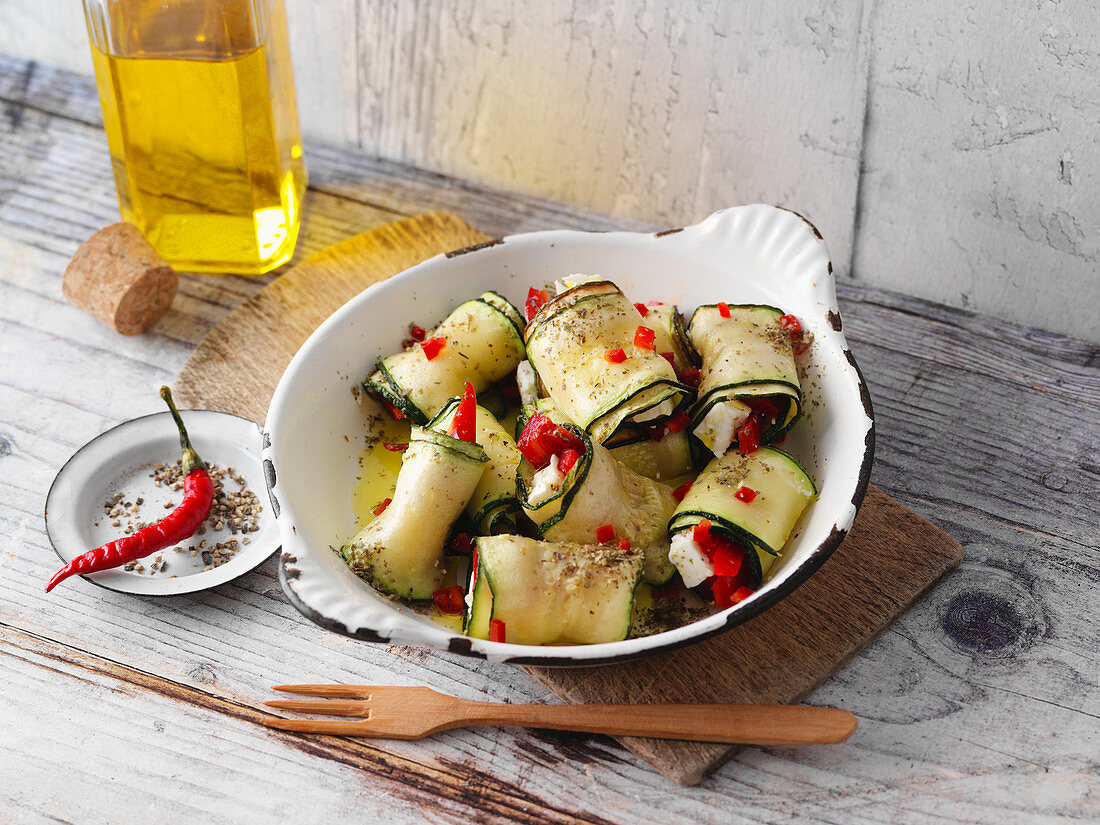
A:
[452,702,856,746]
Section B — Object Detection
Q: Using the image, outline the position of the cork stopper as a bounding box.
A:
[62,223,178,336]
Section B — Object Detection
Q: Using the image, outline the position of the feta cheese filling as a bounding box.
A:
[631,398,674,424]
[668,531,714,588]
[693,400,751,458]
[528,453,566,505]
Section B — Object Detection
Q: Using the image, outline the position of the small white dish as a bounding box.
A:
[45,410,279,596]
[265,205,875,664]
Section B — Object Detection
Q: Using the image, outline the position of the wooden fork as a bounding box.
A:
[262,685,857,745]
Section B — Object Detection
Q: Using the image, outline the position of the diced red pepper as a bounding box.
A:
[382,399,406,421]
[524,287,550,323]
[778,314,802,335]
[730,585,755,605]
[672,481,692,502]
[633,325,656,351]
[648,423,666,442]
[488,619,506,643]
[382,441,408,452]
[408,323,426,341]
[712,575,735,608]
[745,396,780,420]
[665,410,691,434]
[717,301,731,319]
[737,415,761,454]
[681,366,701,386]
[558,448,581,475]
[449,382,478,443]
[372,497,391,516]
[450,532,473,555]
[420,337,447,361]
[735,485,757,503]
[605,347,627,364]
[618,538,632,553]
[634,302,649,317]
[660,351,677,368]
[500,379,520,401]
[596,524,616,543]
[432,585,466,615]
[712,542,744,577]
[517,413,585,471]
[692,518,713,549]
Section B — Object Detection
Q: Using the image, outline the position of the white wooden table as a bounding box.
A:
[2,55,1097,825]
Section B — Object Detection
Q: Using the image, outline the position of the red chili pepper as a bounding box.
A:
[681,366,701,386]
[449,382,477,443]
[500,379,520,401]
[712,543,744,577]
[382,441,408,452]
[633,302,649,317]
[46,387,215,593]
[489,619,507,643]
[717,301,731,319]
[420,337,447,361]
[633,325,656,351]
[660,351,677,368]
[408,323,427,341]
[524,287,550,322]
[735,485,757,503]
[665,410,691,434]
[731,585,755,604]
[604,347,627,364]
[618,538,632,553]
[382,399,406,420]
[737,415,761,454]
[648,423,666,443]
[432,585,466,615]
[558,448,581,475]
[372,497,392,516]
[672,481,692,502]
[596,524,616,543]
[692,518,713,552]
[450,532,473,555]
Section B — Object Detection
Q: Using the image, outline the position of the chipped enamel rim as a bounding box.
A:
[264,205,875,665]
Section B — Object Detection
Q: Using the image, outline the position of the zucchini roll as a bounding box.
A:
[365,292,525,424]
[604,425,694,482]
[667,446,816,588]
[465,535,643,645]
[525,281,693,442]
[342,427,488,599]
[429,399,523,534]
[643,303,699,374]
[516,413,677,585]
[688,304,802,456]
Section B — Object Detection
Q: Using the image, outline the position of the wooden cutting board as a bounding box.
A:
[176,212,963,785]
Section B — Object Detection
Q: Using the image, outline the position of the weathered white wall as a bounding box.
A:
[2,0,1097,342]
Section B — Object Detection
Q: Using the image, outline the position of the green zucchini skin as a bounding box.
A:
[605,425,694,482]
[525,281,694,442]
[668,446,816,586]
[342,427,488,599]
[646,304,700,373]
[516,425,677,585]
[363,293,527,424]
[465,535,644,645]
[688,304,802,445]
[428,399,523,534]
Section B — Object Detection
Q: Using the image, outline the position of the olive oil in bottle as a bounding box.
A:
[85,0,306,275]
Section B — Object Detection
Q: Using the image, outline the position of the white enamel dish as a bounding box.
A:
[264,205,874,665]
